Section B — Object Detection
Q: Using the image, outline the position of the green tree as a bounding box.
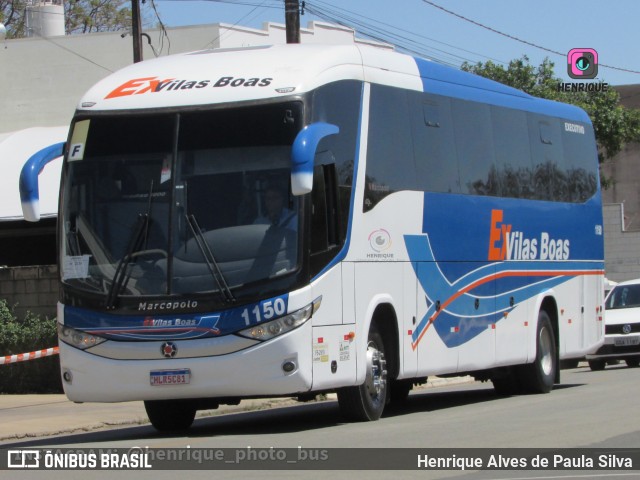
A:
[65,0,131,34]
[462,56,640,186]
[0,299,61,393]
[0,0,27,38]
[0,0,131,39]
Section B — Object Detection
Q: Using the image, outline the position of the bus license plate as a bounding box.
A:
[150,369,191,386]
[615,337,640,347]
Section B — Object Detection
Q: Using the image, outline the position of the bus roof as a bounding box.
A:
[77,44,590,123]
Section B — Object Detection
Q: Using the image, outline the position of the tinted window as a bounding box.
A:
[528,115,567,201]
[83,115,174,157]
[364,88,597,204]
[365,84,417,211]
[451,100,498,196]
[411,93,461,194]
[491,106,534,199]
[562,121,598,202]
[312,80,362,243]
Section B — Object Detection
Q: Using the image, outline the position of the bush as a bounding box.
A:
[0,299,62,393]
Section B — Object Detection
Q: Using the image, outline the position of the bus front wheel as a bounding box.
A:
[338,326,388,421]
[144,399,197,432]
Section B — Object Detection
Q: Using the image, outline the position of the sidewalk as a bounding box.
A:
[0,376,473,442]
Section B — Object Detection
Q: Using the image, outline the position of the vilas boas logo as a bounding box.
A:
[488,209,570,261]
[105,76,273,99]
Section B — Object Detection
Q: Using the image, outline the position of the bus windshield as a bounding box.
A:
[61,102,304,304]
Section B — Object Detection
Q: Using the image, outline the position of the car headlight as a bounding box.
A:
[58,323,107,350]
[237,297,321,342]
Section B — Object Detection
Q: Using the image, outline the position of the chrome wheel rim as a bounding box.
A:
[539,325,553,376]
[364,340,387,405]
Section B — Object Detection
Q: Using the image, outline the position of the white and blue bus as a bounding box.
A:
[20,44,604,431]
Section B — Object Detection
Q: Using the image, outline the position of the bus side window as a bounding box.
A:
[365,85,417,212]
[491,106,533,199]
[529,116,566,201]
[411,93,460,194]
[310,162,340,276]
[451,99,498,196]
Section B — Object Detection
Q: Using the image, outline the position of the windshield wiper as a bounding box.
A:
[105,181,155,310]
[186,214,236,303]
[105,213,150,309]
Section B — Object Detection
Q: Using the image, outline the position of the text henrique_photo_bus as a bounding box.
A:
[20,44,604,431]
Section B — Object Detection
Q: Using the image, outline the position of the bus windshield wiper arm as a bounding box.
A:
[105,213,149,309]
[186,214,235,303]
[106,181,155,310]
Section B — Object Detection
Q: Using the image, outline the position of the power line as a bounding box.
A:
[28,31,113,73]
[422,0,640,75]
[155,0,282,9]
[201,0,272,49]
[312,0,506,64]
[148,0,172,56]
[305,2,462,67]
[305,0,511,68]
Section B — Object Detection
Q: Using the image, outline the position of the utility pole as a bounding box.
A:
[131,0,143,62]
[285,0,300,44]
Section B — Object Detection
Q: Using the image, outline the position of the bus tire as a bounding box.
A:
[338,326,388,421]
[144,399,197,432]
[520,310,556,393]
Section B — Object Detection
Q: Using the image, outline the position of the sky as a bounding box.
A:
[146,0,639,87]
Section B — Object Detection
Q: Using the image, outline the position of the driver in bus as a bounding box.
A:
[254,184,297,231]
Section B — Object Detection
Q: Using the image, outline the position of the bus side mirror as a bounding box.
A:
[19,142,65,222]
[291,123,339,196]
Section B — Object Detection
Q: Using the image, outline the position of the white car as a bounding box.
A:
[587,278,640,370]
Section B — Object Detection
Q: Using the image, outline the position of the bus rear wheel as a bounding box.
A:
[520,310,556,393]
[338,326,388,421]
[144,399,197,432]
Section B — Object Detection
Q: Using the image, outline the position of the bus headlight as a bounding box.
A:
[58,323,106,350]
[237,297,321,342]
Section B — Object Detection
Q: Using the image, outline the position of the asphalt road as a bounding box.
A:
[5,364,640,480]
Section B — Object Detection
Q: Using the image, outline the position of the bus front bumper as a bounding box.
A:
[58,321,313,403]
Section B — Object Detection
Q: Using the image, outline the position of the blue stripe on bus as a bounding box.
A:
[64,293,289,340]
[404,188,604,348]
[404,232,604,349]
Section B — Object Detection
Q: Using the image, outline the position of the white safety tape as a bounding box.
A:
[0,346,59,365]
